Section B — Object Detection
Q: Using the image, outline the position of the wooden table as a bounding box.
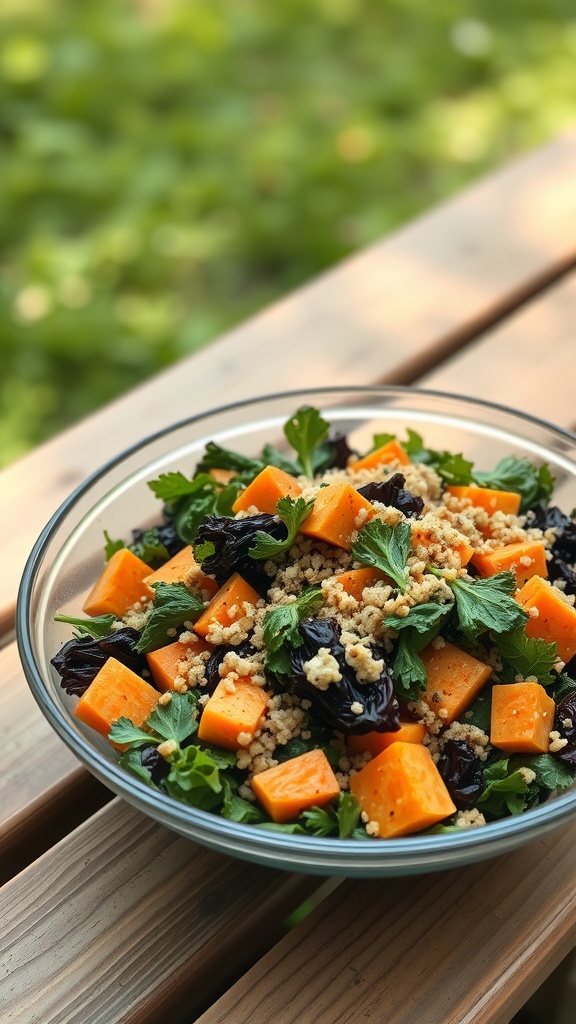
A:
[2,126,576,1024]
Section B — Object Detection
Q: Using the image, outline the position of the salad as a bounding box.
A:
[51,406,576,841]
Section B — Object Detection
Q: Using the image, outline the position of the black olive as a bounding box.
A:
[437,738,483,810]
[51,627,148,697]
[289,617,399,735]
[194,513,287,594]
[357,473,424,518]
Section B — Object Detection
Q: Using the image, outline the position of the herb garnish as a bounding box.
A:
[248,496,314,560]
[494,628,558,686]
[135,581,204,653]
[283,406,330,478]
[54,613,119,639]
[352,519,411,592]
[262,586,324,676]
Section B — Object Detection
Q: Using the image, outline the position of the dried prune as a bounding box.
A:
[204,639,256,695]
[319,432,357,470]
[357,473,424,518]
[552,691,576,765]
[547,556,576,596]
[51,627,148,697]
[437,739,483,810]
[289,618,399,735]
[194,513,286,594]
[527,505,576,564]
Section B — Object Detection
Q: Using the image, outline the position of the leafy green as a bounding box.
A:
[129,527,171,568]
[249,496,314,559]
[221,779,265,823]
[301,804,339,836]
[109,692,199,748]
[335,792,362,838]
[135,582,204,653]
[53,613,119,638]
[196,443,264,477]
[474,457,555,513]
[103,530,125,560]
[300,793,360,838]
[262,586,324,676]
[164,744,225,810]
[494,628,558,685]
[448,571,528,640]
[396,430,474,486]
[550,673,576,704]
[117,749,161,789]
[463,686,493,733]
[256,822,308,835]
[387,602,452,700]
[352,520,411,592]
[283,406,330,478]
[147,470,243,545]
[478,754,574,818]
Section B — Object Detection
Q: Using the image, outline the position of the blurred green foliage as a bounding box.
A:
[1,0,575,465]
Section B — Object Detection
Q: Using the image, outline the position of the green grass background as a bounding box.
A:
[1,0,575,466]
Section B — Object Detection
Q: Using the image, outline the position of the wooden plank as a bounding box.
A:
[2,128,576,635]
[194,822,576,1024]
[0,641,111,881]
[0,799,319,1024]
[419,268,576,431]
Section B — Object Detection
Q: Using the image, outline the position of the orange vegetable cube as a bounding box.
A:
[445,485,521,517]
[471,541,548,589]
[145,634,213,692]
[420,642,492,724]
[351,439,411,472]
[347,718,427,758]
[334,566,390,601]
[198,677,269,750]
[193,572,261,639]
[349,742,456,838]
[490,681,555,755]
[516,575,576,663]
[232,465,302,514]
[251,748,340,823]
[74,656,159,738]
[144,545,219,599]
[299,482,375,550]
[82,548,153,618]
[209,467,236,486]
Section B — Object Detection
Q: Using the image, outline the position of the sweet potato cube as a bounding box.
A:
[299,482,374,550]
[145,634,213,692]
[73,656,159,738]
[198,677,269,750]
[420,642,492,724]
[350,742,456,838]
[144,545,218,599]
[251,748,340,823]
[232,465,302,514]
[490,681,555,755]
[335,566,390,601]
[351,439,411,472]
[193,572,261,639]
[82,548,153,618]
[471,541,548,589]
[445,485,521,517]
[516,575,576,663]
[209,467,236,486]
[347,718,427,758]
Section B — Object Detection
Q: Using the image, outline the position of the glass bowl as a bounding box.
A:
[16,386,576,877]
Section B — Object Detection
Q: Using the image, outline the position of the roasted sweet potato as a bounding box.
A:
[144,544,218,598]
[73,656,159,738]
[145,634,213,692]
[347,717,427,758]
[232,465,302,514]
[250,748,340,823]
[299,482,374,550]
[83,548,153,618]
[490,681,555,754]
[193,572,261,639]
[471,541,548,589]
[351,439,411,472]
[516,575,576,663]
[420,641,492,724]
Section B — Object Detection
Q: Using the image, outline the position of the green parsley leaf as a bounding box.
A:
[449,571,528,641]
[390,633,429,700]
[301,804,338,836]
[262,586,324,676]
[249,496,314,560]
[148,470,244,546]
[371,432,396,450]
[135,581,204,653]
[129,527,171,568]
[386,602,452,636]
[256,822,308,834]
[524,754,574,792]
[335,791,361,838]
[477,758,535,817]
[261,444,300,476]
[117,749,161,788]
[196,443,264,477]
[473,457,555,513]
[274,737,311,762]
[463,686,493,733]
[283,406,330,479]
[103,530,125,560]
[493,627,558,686]
[146,691,198,744]
[550,672,576,704]
[401,432,474,486]
[352,519,411,592]
[109,717,154,747]
[221,779,265,823]
[164,744,224,810]
[53,613,118,639]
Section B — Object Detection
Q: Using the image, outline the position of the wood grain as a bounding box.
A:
[0,799,319,1024]
[194,823,576,1024]
[2,127,576,635]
